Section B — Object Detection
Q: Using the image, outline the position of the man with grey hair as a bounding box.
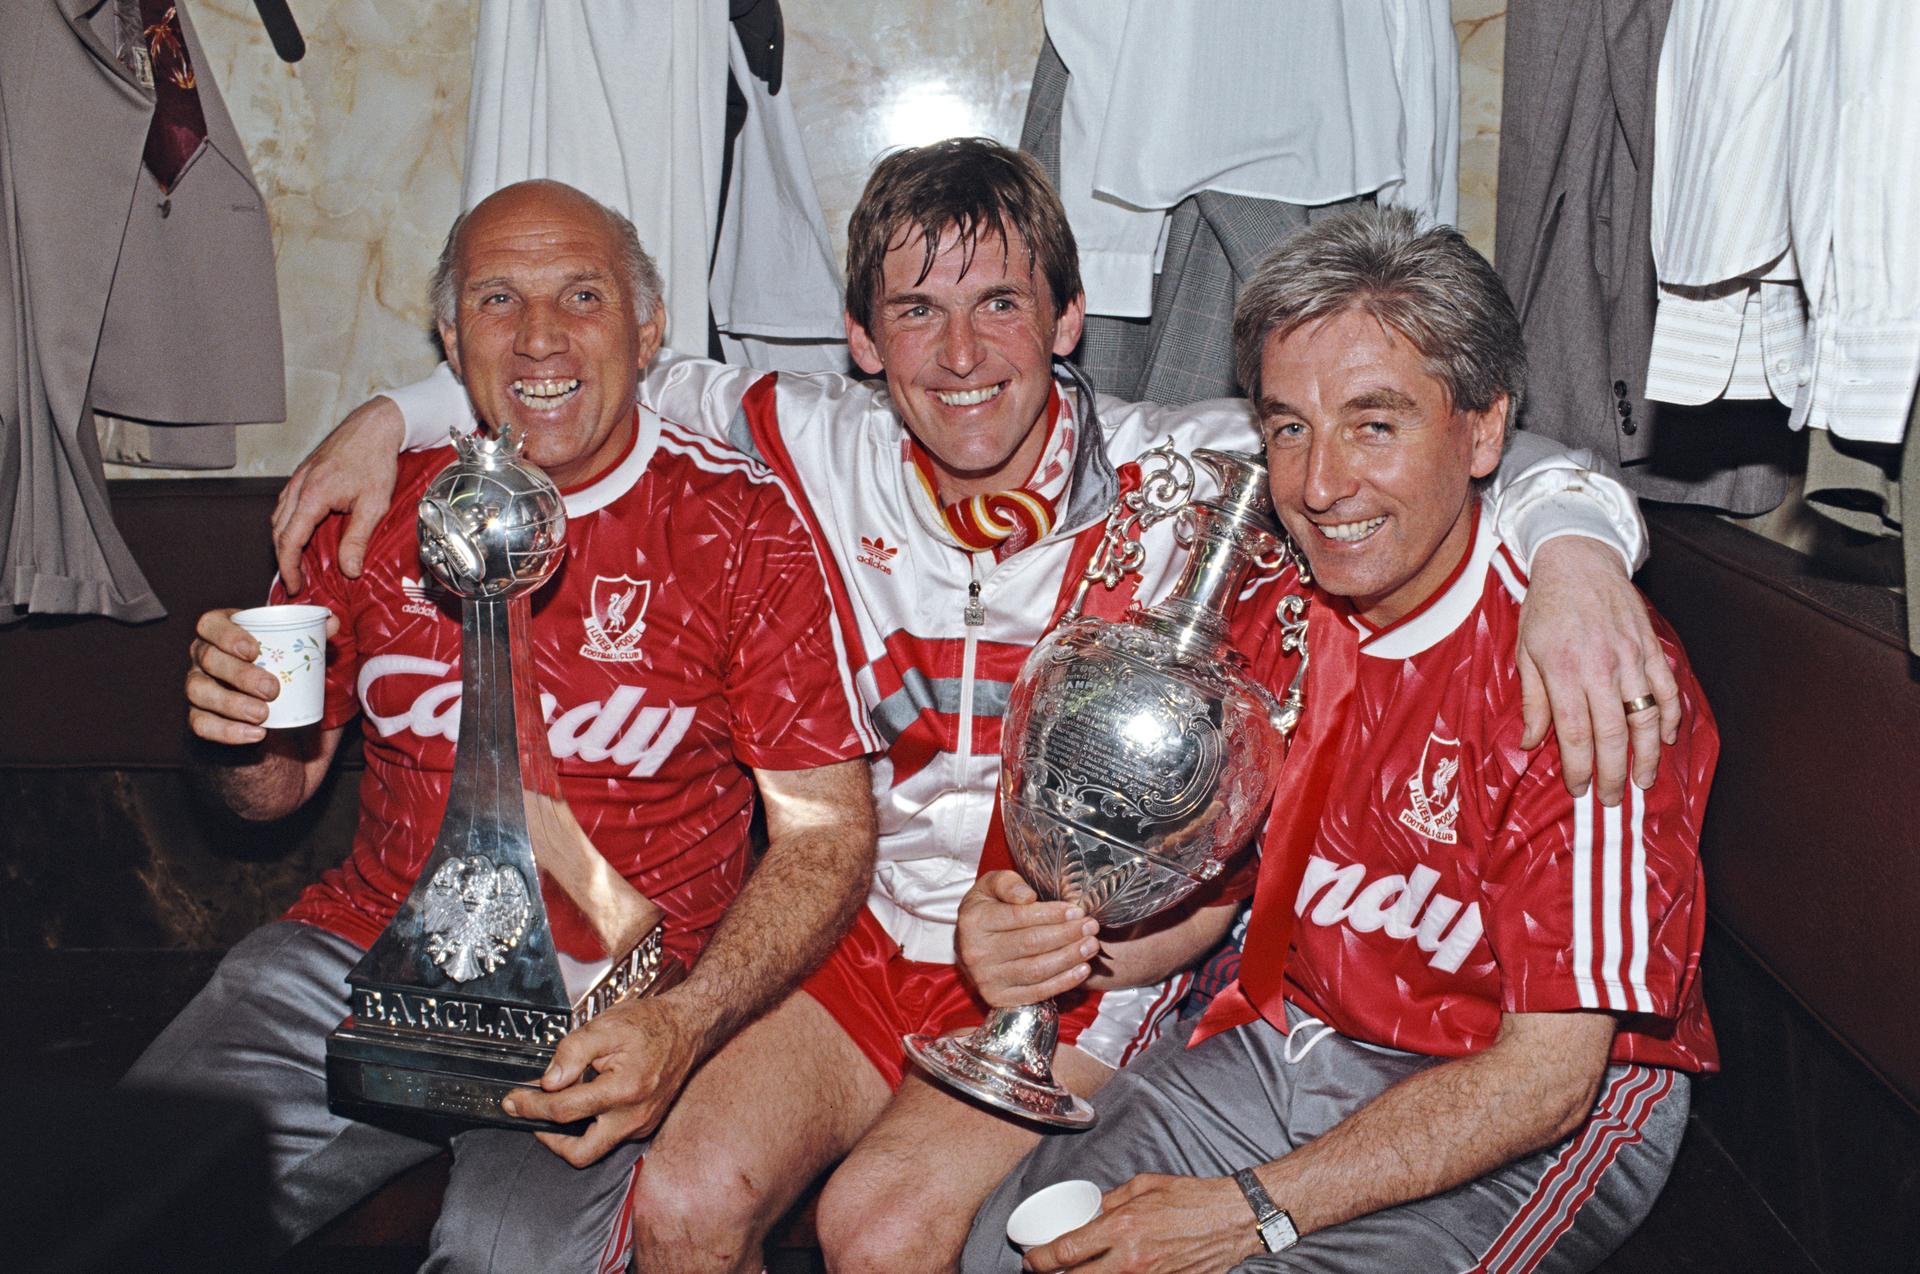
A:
[130,179,878,1270]
[962,205,1719,1272]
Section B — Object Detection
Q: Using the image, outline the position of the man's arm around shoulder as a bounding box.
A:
[272,350,785,589]
[1490,430,1683,805]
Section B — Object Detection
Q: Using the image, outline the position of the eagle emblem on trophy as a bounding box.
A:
[422,854,533,982]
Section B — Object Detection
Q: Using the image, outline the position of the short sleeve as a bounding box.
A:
[720,480,869,771]
[1480,644,1716,1022]
[267,525,361,732]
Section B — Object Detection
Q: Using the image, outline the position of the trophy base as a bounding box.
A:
[902,1032,1095,1129]
[325,1024,587,1136]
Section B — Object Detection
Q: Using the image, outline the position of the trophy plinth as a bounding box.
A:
[325,426,681,1134]
[905,447,1304,1128]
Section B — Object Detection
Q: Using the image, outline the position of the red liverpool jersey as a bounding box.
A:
[274,409,869,967]
[1237,504,1719,1072]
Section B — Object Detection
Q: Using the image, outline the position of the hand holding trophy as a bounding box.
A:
[325,424,679,1134]
[904,445,1308,1127]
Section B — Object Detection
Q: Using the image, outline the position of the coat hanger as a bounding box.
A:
[252,0,304,63]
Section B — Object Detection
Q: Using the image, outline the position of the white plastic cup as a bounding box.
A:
[230,604,332,729]
[1006,1179,1103,1252]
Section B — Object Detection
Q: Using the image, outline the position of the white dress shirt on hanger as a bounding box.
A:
[1044,0,1458,318]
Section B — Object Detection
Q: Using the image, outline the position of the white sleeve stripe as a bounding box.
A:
[1628,787,1652,1012]
[656,426,772,480]
[1571,785,1657,1015]
[1600,799,1628,1011]
[1572,787,1597,1010]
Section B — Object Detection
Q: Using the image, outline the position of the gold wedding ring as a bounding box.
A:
[1623,693,1659,714]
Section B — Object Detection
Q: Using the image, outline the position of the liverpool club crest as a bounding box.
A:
[582,575,651,662]
[1398,731,1462,845]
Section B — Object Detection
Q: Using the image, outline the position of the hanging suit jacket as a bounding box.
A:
[1,0,284,621]
[1495,0,1789,515]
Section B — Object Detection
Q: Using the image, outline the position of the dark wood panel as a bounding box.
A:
[0,479,286,768]
[0,766,360,950]
[1641,509,1920,1113]
[1690,923,1920,1274]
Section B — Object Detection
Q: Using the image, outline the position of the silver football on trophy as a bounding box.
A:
[906,447,1305,1128]
[417,424,567,598]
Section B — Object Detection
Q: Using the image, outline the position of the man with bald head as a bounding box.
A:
[126,180,878,1270]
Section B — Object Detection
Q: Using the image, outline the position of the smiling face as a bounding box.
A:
[845,223,1086,504]
[1258,306,1507,626]
[438,183,664,488]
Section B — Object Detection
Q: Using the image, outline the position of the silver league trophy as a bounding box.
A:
[904,446,1311,1127]
[326,425,680,1134]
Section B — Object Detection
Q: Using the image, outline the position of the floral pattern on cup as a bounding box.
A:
[231,604,332,729]
[260,634,323,684]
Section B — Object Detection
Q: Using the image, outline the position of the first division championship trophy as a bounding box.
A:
[904,445,1311,1127]
[326,424,681,1134]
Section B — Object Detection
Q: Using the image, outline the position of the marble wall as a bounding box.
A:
[110,0,1508,480]
[107,0,478,480]
[1454,0,1507,258]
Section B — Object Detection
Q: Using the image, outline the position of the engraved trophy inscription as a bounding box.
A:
[325,425,680,1134]
[904,447,1309,1127]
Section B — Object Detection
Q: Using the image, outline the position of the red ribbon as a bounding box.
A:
[1189,596,1359,1046]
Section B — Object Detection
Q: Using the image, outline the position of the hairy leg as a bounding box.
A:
[816,1045,1115,1274]
[629,990,891,1274]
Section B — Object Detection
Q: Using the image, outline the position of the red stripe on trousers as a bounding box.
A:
[1470,1066,1672,1273]
[597,1156,646,1274]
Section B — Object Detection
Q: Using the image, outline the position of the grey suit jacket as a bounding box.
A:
[1,0,284,621]
[1496,0,1788,514]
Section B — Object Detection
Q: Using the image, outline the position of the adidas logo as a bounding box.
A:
[857,535,899,574]
[401,574,450,618]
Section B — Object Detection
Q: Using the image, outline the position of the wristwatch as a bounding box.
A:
[1232,1167,1299,1254]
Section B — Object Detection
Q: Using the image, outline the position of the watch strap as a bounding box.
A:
[1232,1167,1299,1253]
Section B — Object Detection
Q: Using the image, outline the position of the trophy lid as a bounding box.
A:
[1192,448,1275,527]
[1141,449,1280,654]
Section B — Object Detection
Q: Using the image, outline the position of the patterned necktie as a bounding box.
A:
[128,0,209,192]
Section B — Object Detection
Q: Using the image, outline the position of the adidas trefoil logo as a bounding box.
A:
[401,574,452,619]
[858,535,899,574]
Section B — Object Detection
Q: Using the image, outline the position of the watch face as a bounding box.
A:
[1235,1168,1298,1253]
[1260,1211,1300,1253]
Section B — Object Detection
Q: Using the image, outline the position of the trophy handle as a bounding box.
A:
[1273,593,1311,739]
[1064,440,1195,622]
